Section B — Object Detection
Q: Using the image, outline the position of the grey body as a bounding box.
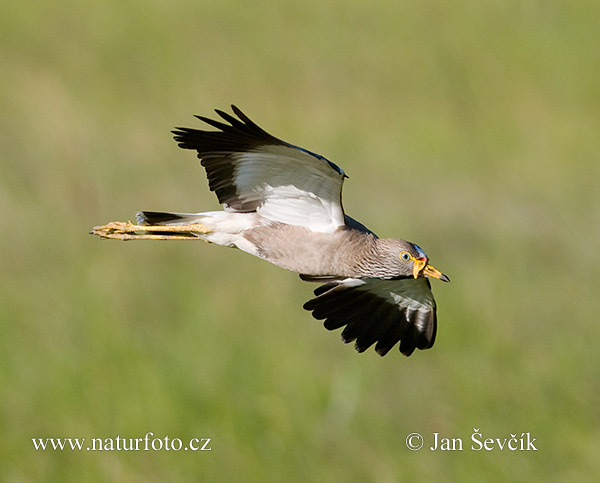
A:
[245,224,372,277]
[245,223,412,280]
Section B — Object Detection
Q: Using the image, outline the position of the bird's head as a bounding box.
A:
[378,239,450,282]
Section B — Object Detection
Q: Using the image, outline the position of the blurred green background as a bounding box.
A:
[1,0,599,481]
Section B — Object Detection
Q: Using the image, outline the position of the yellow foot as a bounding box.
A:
[90,221,212,241]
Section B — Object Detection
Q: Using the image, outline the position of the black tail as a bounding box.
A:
[135,211,186,225]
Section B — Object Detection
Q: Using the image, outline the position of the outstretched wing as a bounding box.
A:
[303,277,437,357]
[172,105,347,233]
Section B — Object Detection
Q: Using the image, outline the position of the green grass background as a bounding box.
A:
[1,0,599,481]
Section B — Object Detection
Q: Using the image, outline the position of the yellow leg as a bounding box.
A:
[90,220,212,241]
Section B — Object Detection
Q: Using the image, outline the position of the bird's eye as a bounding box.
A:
[400,251,412,262]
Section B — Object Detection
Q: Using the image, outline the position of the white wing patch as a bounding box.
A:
[232,146,346,233]
[335,277,435,311]
[387,281,435,311]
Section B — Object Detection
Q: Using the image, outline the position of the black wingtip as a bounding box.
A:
[230,104,246,120]
[304,278,438,358]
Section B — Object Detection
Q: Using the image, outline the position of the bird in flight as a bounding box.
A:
[92,105,450,357]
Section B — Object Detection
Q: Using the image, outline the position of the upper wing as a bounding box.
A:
[303,277,437,357]
[172,105,347,233]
